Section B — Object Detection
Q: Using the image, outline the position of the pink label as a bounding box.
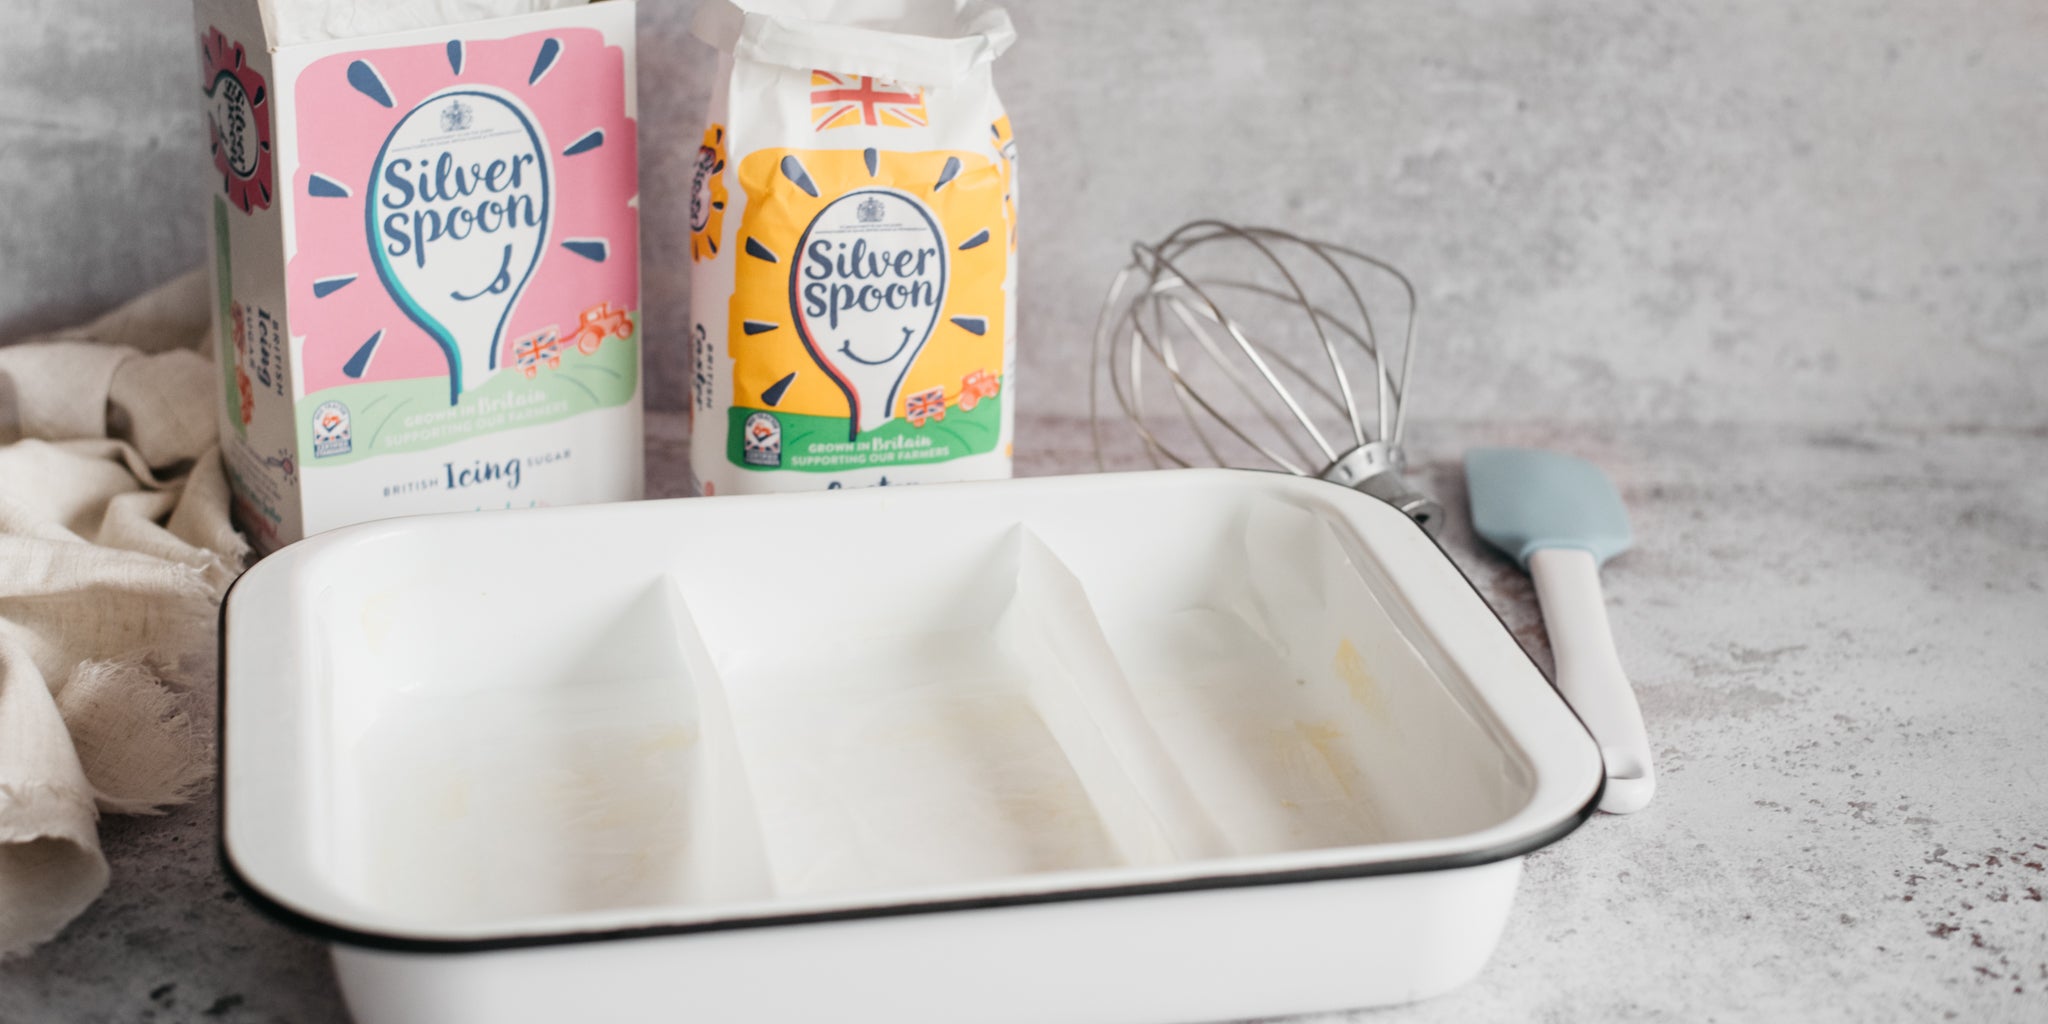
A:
[287,28,638,403]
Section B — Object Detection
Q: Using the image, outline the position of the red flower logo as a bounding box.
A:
[201,27,274,213]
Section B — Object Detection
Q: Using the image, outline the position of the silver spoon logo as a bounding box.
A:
[367,87,550,405]
[208,75,259,179]
[790,189,948,439]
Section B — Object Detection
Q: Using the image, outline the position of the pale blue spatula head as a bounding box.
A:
[1465,447,1633,569]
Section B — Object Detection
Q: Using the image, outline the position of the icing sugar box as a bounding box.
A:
[193,0,642,553]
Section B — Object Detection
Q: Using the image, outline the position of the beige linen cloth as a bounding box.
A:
[0,271,245,956]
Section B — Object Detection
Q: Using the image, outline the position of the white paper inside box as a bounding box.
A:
[191,0,642,553]
[244,473,1546,935]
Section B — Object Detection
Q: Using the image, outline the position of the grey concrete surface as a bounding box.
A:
[3,413,2044,1023]
[2,1,2044,427]
[3,0,2046,1020]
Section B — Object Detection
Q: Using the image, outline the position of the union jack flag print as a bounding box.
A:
[511,327,562,379]
[905,386,947,427]
[810,71,928,131]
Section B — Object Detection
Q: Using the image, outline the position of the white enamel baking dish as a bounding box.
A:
[221,469,1602,1024]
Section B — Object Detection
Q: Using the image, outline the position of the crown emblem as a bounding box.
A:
[856,196,886,224]
[440,98,473,133]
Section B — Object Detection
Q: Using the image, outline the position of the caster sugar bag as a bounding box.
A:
[687,0,1018,495]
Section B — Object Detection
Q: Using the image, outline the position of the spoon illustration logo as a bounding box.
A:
[367,87,550,405]
[790,188,948,439]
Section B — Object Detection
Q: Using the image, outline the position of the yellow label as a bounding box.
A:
[728,147,1008,437]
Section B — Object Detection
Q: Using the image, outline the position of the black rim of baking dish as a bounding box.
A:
[213,489,1606,955]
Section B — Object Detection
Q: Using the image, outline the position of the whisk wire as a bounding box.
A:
[1151,295,1236,470]
[1174,280,1380,420]
[1238,229,1381,448]
[1160,225,1406,449]
[1092,221,1437,529]
[1158,293,1321,469]
[1300,239,1421,446]
[1182,223,1369,453]
[1135,236,1339,466]
[1121,265,1312,475]
[1097,252,1256,472]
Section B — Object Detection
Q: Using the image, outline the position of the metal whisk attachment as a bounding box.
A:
[1090,221,1441,531]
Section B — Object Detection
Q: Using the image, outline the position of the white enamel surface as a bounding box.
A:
[223,469,1600,1015]
[331,861,1522,1024]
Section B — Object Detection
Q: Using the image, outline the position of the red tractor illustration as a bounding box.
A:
[957,369,1000,412]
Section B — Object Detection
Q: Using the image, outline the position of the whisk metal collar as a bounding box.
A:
[1318,442,1443,534]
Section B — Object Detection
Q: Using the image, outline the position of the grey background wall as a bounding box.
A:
[2,0,2041,430]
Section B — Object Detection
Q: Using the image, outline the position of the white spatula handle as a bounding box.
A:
[1527,547,1655,814]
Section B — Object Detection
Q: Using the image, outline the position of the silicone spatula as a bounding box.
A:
[1465,447,1655,814]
